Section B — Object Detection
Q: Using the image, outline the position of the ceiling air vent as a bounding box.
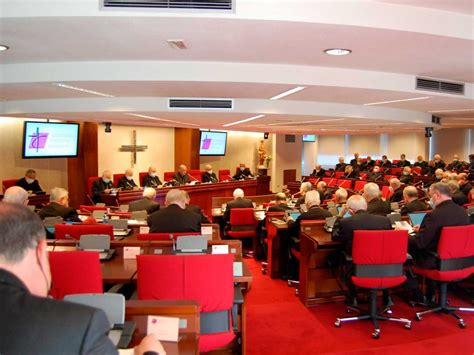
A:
[103,0,232,10]
[416,77,464,95]
[169,99,233,110]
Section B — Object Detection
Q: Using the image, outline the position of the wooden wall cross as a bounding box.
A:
[120,130,148,166]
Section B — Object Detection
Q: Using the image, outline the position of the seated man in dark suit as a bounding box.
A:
[413,155,428,169]
[447,154,464,171]
[366,165,383,182]
[147,189,201,233]
[0,203,162,355]
[433,154,446,170]
[316,181,332,202]
[380,155,392,168]
[38,187,80,222]
[117,168,139,191]
[362,155,375,170]
[129,187,160,215]
[349,152,359,166]
[223,188,254,223]
[399,166,414,185]
[389,178,404,203]
[294,182,312,208]
[344,165,360,179]
[448,181,469,206]
[332,195,392,306]
[92,170,115,203]
[2,186,29,206]
[233,163,254,180]
[400,186,427,215]
[397,154,411,167]
[184,191,210,223]
[267,192,291,212]
[335,156,347,172]
[16,168,43,193]
[201,164,218,183]
[363,183,391,216]
[406,182,469,303]
[458,173,472,196]
[173,165,191,185]
[142,166,162,188]
[310,164,326,177]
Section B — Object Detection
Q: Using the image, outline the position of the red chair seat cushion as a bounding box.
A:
[227,230,255,238]
[413,266,474,282]
[352,275,406,289]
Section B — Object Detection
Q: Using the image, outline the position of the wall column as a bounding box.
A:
[174,128,200,170]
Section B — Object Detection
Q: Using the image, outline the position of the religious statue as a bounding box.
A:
[258,140,266,167]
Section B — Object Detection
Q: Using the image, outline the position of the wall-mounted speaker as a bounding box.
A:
[425,127,433,138]
[104,122,112,133]
[264,132,269,139]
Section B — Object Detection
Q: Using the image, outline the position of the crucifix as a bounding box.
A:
[120,130,148,167]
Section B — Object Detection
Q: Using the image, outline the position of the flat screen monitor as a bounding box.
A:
[22,121,80,158]
[408,212,427,227]
[199,131,227,156]
[302,135,316,142]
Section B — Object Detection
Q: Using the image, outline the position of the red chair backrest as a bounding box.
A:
[87,176,100,196]
[375,160,382,165]
[139,172,148,187]
[391,167,402,174]
[327,178,337,187]
[354,180,367,191]
[392,160,400,164]
[113,173,125,187]
[468,189,473,203]
[230,208,255,226]
[412,167,422,175]
[337,179,352,189]
[308,177,319,185]
[188,169,202,182]
[384,174,396,182]
[2,179,17,193]
[137,232,201,241]
[334,171,345,178]
[49,251,103,299]
[54,224,114,240]
[359,173,367,179]
[218,169,231,182]
[322,177,331,184]
[80,205,108,213]
[381,185,393,200]
[436,225,474,279]
[164,172,175,182]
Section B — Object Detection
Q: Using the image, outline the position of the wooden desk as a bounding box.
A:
[211,193,275,209]
[299,225,345,307]
[126,300,199,355]
[100,176,271,217]
[267,219,289,279]
[0,193,50,207]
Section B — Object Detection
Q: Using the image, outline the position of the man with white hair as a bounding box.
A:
[447,154,464,171]
[147,189,201,233]
[458,173,472,196]
[202,164,218,183]
[2,186,29,206]
[332,195,392,306]
[295,181,313,208]
[223,188,254,223]
[117,168,139,191]
[267,192,290,212]
[310,164,326,178]
[388,178,404,203]
[363,183,391,216]
[92,170,115,203]
[400,186,427,215]
[433,154,446,170]
[448,181,469,206]
[434,168,444,182]
[129,187,160,214]
[316,181,331,202]
[38,187,79,222]
[367,166,383,182]
[335,157,346,172]
[399,166,413,185]
[173,164,190,185]
[142,166,162,188]
[334,188,348,206]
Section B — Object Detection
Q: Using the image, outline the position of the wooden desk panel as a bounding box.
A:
[1,193,50,207]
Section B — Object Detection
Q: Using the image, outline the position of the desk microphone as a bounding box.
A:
[170,234,176,252]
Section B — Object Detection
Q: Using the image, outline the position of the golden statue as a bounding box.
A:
[258,140,266,166]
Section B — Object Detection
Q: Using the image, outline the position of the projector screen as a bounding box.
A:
[22,121,80,159]
[302,134,316,142]
[199,131,227,156]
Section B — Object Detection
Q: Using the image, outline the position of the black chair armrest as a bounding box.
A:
[406,253,413,261]
[291,237,300,244]
[342,251,352,262]
[233,285,244,305]
[232,286,244,331]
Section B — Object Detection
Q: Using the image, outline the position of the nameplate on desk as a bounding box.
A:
[212,245,229,254]
[139,226,150,234]
[110,216,120,220]
[154,249,163,255]
[233,261,243,277]
[201,226,213,240]
[147,315,179,342]
[123,247,141,259]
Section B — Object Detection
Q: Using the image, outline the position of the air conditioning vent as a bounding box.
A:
[285,135,296,143]
[169,99,233,110]
[103,0,232,10]
[416,77,464,95]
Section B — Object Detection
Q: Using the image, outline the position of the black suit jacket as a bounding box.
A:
[0,269,117,355]
[335,163,346,172]
[460,182,472,196]
[186,204,210,223]
[367,172,383,182]
[173,173,190,185]
[142,175,162,188]
[380,160,392,168]
[92,178,114,203]
[399,174,414,185]
[223,197,254,223]
[367,198,391,216]
[38,202,80,222]
[452,191,469,206]
[332,210,392,254]
[400,199,427,215]
[414,161,428,168]
[409,200,469,268]
[389,187,404,203]
[397,160,411,167]
[345,171,360,179]
[433,160,446,170]
[310,169,326,177]
[267,203,291,213]
[232,168,254,180]
[16,177,42,193]
[117,176,137,191]
[288,205,332,238]
[129,198,160,214]
[349,159,358,166]
[147,204,201,233]
[202,172,218,183]
[295,195,306,208]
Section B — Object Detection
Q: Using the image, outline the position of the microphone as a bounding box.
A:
[170,234,176,252]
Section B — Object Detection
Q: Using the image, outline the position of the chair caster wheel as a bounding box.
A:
[334,319,341,328]
[384,308,393,315]
[346,308,352,314]
[415,314,422,321]
[459,321,466,329]
[409,301,415,308]
[405,322,412,330]
[372,329,380,339]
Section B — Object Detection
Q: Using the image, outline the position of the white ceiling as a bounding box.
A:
[0,0,473,133]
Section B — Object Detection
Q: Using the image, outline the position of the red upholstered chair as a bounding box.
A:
[54,223,114,240]
[87,176,100,203]
[163,171,175,182]
[137,254,237,352]
[139,172,148,187]
[227,208,257,256]
[80,205,108,214]
[412,167,422,175]
[375,160,382,165]
[49,251,103,299]
[384,174,396,182]
[2,179,18,193]
[334,171,345,179]
[413,225,474,327]
[390,167,403,175]
[188,169,202,182]
[324,171,333,177]
[327,178,338,187]
[381,185,393,200]
[335,230,411,338]
[137,232,201,241]
[337,179,352,189]
[468,189,473,203]
[354,180,368,192]
[392,159,400,165]
[218,169,232,182]
[113,173,125,187]
[359,172,367,180]
[307,177,319,185]
[322,177,331,184]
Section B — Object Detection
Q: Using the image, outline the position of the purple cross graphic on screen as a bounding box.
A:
[201,135,212,150]
[28,127,49,152]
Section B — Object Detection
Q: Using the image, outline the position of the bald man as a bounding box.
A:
[202,164,218,183]
[2,186,29,206]
[117,169,139,191]
[92,170,115,203]
[142,166,162,188]
[173,165,190,185]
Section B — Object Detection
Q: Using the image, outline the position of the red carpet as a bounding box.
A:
[244,258,474,354]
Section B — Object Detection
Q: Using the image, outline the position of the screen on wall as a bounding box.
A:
[302,134,316,142]
[199,131,227,156]
[22,121,80,159]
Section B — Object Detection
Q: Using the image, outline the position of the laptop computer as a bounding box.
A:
[387,213,401,226]
[176,235,208,254]
[107,219,131,236]
[336,207,351,218]
[408,212,427,227]
[285,210,301,220]
[79,235,115,261]
[324,216,337,233]
[119,204,129,212]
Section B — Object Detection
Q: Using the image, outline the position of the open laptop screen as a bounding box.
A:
[408,212,427,227]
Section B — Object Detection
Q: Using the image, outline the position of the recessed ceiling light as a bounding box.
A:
[223,115,265,127]
[0,45,9,51]
[364,96,430,106]
[53,83,114,97]
[428,108,474,113]
[270,86,306,100]
[124,113,199,126]
[324,48,351,56]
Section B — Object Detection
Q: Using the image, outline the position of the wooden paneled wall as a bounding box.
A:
[174,128,200,170]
